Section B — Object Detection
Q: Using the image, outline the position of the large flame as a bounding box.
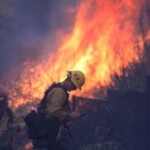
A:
[7,0,150,108]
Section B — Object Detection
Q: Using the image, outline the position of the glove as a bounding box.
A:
[69,111,81,120]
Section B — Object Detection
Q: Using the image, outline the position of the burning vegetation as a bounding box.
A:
[0,0,150,109]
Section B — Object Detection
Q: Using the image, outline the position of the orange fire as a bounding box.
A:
[8,0,150,108]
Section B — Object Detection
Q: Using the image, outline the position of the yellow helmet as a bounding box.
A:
[67,71,85,90]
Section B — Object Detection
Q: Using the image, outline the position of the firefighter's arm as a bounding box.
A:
[11,112,26,130]
[46,88,69,121]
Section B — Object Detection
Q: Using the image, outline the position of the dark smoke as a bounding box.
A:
[0,0,77,84]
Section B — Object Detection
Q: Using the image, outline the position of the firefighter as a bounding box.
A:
[33,70,86,150]
[0,93,25,150]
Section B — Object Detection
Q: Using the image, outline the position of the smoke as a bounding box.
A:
[0,0,77,83]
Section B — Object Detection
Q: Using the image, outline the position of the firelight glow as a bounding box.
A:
[8,0,149,108]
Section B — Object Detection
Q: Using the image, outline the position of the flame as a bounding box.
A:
[6,0,150,108]
[25,142,32,150]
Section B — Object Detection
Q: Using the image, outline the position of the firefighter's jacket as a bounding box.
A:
[45,87,70,121]
[0,111,25,145]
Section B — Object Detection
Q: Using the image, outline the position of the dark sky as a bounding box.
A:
[0,0,77,81]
